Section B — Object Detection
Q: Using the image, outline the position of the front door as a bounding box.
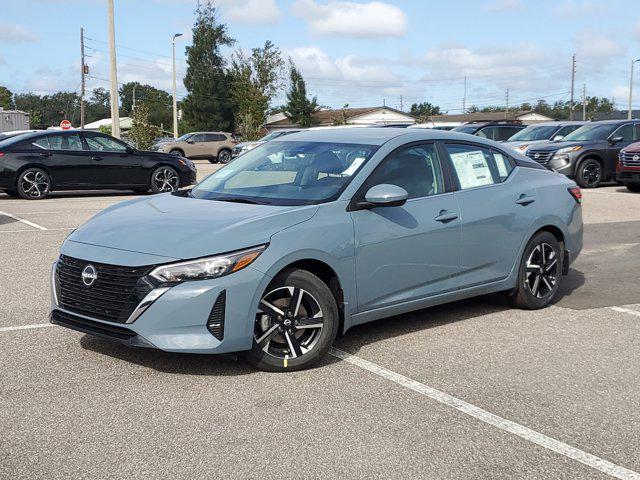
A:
[351,143,461,312]
[42,133,96,187]
[83,133,145,186]
[443,142,538,287]
[604,123,640,177]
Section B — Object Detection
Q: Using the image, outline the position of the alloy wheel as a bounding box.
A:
[524,242,558,298]
[582,162,601,187]
[153,168,179,192]
[219,150,231,164]
[254,286,324,360]
[20,170,50,198]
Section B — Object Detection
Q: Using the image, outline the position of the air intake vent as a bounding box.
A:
[207,291,226,340]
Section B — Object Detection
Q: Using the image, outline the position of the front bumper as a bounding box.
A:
[50,244,270,354]
[617,170,640,184]
[180,169,197,187]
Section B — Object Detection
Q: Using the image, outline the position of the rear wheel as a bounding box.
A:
[511,231,563,310]
[17,168,51,200]
[244,269,339,372]
[575,158,602,188]
[624,183,640,193]
[150,166,180,194]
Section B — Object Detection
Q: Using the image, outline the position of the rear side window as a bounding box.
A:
[445,144,512,190]
[203,134,226,142]
[47,134,84,151]
[364,143,444,199]
[497,126,523,141]
[476,126,496,140]
[33,137,50,150]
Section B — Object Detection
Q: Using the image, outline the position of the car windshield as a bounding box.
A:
[508,125,559,141]
[453,125,478,134]
[259,131,290,142]
[562,123,618,141]
[191,141,379,206]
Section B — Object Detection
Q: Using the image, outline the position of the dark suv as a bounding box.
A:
[525,120,640,188]
[452,121,526,141]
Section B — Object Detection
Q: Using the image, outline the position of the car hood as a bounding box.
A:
[623,141,640,153]
[527,140,600,152]
[67,193,318,261]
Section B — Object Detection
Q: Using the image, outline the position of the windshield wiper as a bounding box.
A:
[215,197,271,205]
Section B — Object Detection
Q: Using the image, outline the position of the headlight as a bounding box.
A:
[149,245,267,283]
[514,144,530,151]
[555,146,583,155]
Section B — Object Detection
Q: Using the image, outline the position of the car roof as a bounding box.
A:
[525,120,588,127]
[277,127,511,147]
[191,131,231,135]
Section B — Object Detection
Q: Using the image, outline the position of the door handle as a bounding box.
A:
[39,152,52,158]
[91,156,103,161]
[515,195,535,206]
[434,210,459,223]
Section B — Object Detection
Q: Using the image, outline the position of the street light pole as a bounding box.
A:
[172,33,183,139]
[107,0,120,138]
[628,59,639,120]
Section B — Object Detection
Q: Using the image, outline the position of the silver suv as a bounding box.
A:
[157,132,236,164]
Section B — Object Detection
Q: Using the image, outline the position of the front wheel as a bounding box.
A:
[17,168,51,200]
[218,149,231,164]
[511,231,563,310]
[624,183,640,193]
[576,159,602,188]
[244,269,339,372]
[150,166,180,194]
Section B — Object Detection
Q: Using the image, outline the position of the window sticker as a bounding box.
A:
[494,153,509,178]
[450,150,493,189]
[342,157,365,176]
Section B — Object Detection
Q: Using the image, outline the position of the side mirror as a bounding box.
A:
[186,140,195,144]
[125,146,135,154]
[609,136,623,144]
[552,135,564,141]
[360,184,408,209]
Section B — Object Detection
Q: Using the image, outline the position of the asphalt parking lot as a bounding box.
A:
[1,161,640,479]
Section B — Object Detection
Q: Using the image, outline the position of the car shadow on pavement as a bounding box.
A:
[79,335,256,376]
[554,267,586,303]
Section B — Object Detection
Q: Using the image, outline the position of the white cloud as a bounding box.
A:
[573,29,624,71]
[636,19,640,42]
[0,22,38,43]
[224,0,281,25]
[554,1,606,19]
[482,0,522,13]
[611,85,629,102]
[292,0,407,38]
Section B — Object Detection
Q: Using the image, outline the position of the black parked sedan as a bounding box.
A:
[0,130,197,199]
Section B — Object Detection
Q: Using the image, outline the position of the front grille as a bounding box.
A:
[620,152,640,166]
[56,255,152,323]
[51,309,137,341]
[207,291,226,340]
[526,150,555,165]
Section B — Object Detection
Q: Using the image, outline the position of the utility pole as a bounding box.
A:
[132,84,136,113]
[80,27,86,129]
[172,33,183,139]
[582,83,586,121]
[107,0,120,138]
[569,54,576,120]
[505,89,509,118]
[399,94,403,112]
[628,59,639,120]
[462,76,467,114]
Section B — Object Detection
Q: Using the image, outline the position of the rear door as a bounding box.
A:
[83,133,144,186]
[43,133,95,187]
[351,142,462,311]
[443,142,538,287]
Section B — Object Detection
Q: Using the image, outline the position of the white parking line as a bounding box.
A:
[1,227,74,233]
[0,210,48,230]
[330,348,640,480]
[609,306,640,317]
[0,323,54,333]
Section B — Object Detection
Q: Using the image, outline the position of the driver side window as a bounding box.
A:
[85,135,128,152]
[614,124,634,142]
[363,144,444,200]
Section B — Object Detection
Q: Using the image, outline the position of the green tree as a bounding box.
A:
[229,40,286,140]
[182,2,235,132]
[119,82,172,128]
[409,102,441,120]
[331,104,351,126]
[128,103,160,150]
[0,86,14,110]
[85,88,111,123]
[283,62,319,128]
[14,92,80,128]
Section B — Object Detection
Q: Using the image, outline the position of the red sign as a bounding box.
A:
[60,120,72,130]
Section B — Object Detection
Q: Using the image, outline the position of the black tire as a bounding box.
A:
[218,149,231,164]
[243,269,339,372]
[131,187,150,194]
[511,231,563,310]
[16,168,51,200]
[150,166,180,194]
[208,158,218,164]
[624,183,640,193]
[3,189,19,198]
[575,158,602,188]
[169,149,184,157]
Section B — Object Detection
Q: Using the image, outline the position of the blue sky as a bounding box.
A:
[2,0,640,112]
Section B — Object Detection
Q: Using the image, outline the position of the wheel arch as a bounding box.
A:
[169,148,185,156]
[14,163,55,188]
[575,152,604,172]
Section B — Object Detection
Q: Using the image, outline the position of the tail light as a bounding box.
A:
[568,186,582,203]
[0,152,5,157]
